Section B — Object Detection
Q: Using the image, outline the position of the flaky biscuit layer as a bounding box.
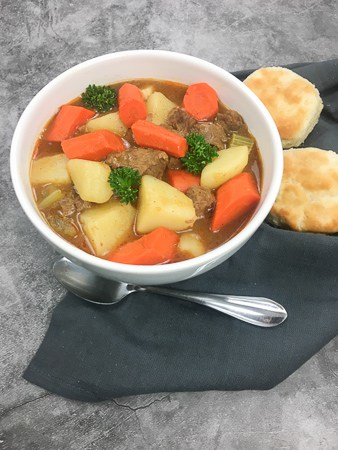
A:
[244,67,323,148]
[270,148,338,232]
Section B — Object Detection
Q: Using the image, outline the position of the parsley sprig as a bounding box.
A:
[81,84,117,112]
[108,167,141,204]
[181,133,219,174]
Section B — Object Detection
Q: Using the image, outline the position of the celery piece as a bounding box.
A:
[38,189,64,209]
[228,134,254,150]
[60,222,77,237]
[41,184,58,197]
[48,215,77,237]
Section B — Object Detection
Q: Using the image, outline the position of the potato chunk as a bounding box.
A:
[31,154,71,185]
[147,92,176,125]
[201,146,249,189]
[86,112,127,136]
[178,232,206,258]
[136,175,197,233]
[67,159,112,203]
[80,200,136,256]
[140,86,155,100]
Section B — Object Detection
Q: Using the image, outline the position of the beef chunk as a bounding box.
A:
[191,122,227,149]
[165,107,197,136]
[167,156,183,170]
[215,109,245,134]
[59,189,92,216]
[73,195,92,213]
[59,195,75,216]
[186,186,215,218]
[106,148,169,179]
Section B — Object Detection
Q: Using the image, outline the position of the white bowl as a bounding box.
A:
[10,50,283,285]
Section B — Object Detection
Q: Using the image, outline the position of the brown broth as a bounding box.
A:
[31,79,263,262]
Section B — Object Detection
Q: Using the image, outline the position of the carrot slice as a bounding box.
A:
[211,172,260,232]
[167,170,200,193]
[118,83,147,127]
[61,130,124,160]
[45,105,95,142]
[107,227,179,265]
[183,83,219,121]
[131,120,188,158]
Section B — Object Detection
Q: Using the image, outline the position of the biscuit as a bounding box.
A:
[270,148,338,233]
[244,67,323,148]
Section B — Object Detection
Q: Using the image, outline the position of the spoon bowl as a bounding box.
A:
[53,257,131,305]
[53,257,287,327]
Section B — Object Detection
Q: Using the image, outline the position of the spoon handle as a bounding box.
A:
[142,286,287,327]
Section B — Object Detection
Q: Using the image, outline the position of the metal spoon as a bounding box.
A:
[53,257,287,327]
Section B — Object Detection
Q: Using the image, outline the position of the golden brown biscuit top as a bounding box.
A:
[271,148,338,233]
[244,67,320,140]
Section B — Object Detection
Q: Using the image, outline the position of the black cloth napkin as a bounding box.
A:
[24,59,338,402]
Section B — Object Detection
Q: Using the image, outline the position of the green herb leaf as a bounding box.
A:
[108,167,141,204]
[81,84,117,112]
[181,133,219,174]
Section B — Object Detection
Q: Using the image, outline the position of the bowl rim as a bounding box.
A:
[10,49,283,276]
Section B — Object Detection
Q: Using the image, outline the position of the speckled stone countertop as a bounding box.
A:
[1,1,337,449]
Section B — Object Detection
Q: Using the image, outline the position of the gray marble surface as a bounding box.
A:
[1,1,337,449]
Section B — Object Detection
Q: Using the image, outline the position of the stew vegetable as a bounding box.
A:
[30,79,262,264]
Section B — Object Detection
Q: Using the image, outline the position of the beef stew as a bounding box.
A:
[30,79,263,264]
